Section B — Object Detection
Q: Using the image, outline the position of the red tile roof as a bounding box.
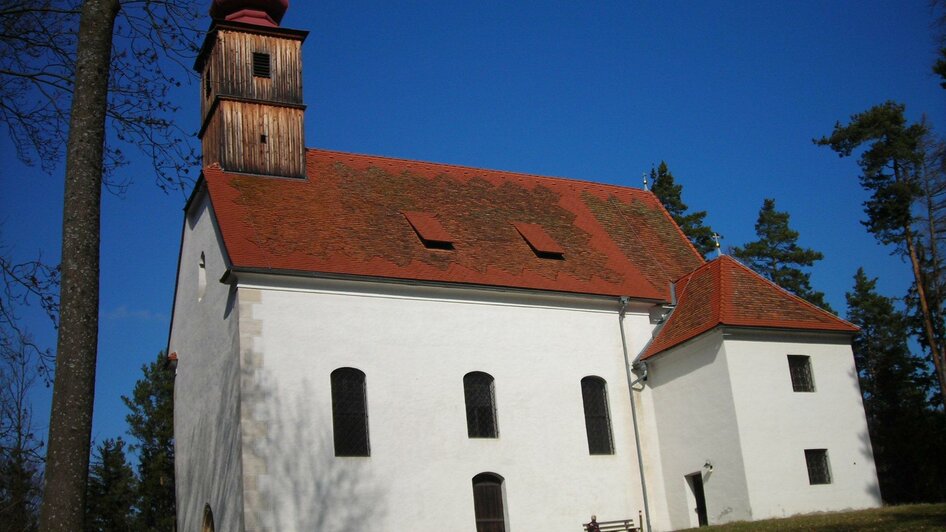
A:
[202,148,705,299]
[640,256,857,359]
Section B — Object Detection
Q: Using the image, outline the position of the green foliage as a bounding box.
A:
[0,447,42,532]
[816,102,946,408]
[650,161,718,257]
[935,48,946,90]
[732,198,832,311]
[85,438,137,532]
[122,351,175,531]
[815,101,926,247]
[846,269,946,503]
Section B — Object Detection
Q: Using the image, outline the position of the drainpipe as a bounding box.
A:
[619,296,652,532]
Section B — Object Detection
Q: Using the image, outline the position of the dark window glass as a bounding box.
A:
[805,449,831,484]
[472,473,506,532]
[788,355,814,392]
[464,372,498,438]
[581,376,613,455]
[252,52,271,78]
[331,368,370,456]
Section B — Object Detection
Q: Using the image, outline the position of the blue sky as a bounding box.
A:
[1,0,943,450]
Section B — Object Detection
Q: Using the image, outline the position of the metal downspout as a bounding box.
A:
[619,296,652,532]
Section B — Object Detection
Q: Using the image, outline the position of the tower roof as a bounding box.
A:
[210,0,288,27]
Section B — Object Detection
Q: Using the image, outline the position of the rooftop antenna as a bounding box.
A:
[642,171,649,191]
[711,232,723,258]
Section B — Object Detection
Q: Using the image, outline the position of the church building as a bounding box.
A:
[168,2,882,531]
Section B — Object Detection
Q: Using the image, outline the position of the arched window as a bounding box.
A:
[472,473,507,532]
[464,372,498,438]
[580,376,614,455]
[202,504,215,532]
[331,367,370,456]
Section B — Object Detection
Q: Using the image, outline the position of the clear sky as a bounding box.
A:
[1,0,943,452]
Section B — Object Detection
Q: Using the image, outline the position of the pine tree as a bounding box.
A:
[650,162,718,256]
[846,269,946,503]
[732,198,832,311]
[85,438,136,532]
[816,102,946,407]
[122,351,175,531]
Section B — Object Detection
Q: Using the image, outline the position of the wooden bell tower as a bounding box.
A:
[195,0,308,178]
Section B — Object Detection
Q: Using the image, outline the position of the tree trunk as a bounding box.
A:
[904,225,946,407]
[39,0,119,530]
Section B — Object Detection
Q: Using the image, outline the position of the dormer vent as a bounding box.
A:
[252,52,271,78]
[403,211,454,250]
[512,222,564,259]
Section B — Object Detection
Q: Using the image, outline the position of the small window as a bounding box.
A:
[331,368,370,456]
[472,473,507,532]
[252,52,271,78]
[260,133,268,144]
[581,376,614,455]
[197,252,207,302]
[805,449,831,485]
[788,355,814,392]
[464,372,498,438]
[204,66,212,98]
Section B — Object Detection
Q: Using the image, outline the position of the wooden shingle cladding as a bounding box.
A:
[201,100,306,178]
[197,21,308,178]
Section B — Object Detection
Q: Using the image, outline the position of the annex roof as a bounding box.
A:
[641,255,857,359]
[201,148,705,300]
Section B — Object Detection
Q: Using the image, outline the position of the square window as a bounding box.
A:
[788,355,814,392]
[805,449,831,485]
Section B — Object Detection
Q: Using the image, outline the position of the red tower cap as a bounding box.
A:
[210,0,288,27]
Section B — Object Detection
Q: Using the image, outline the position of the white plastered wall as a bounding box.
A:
[168,190,245,531]
[724,331,882,518]
[643,330,751,530]
[234,276,651,532]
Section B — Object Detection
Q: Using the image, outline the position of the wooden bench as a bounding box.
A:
[582,511,642,532]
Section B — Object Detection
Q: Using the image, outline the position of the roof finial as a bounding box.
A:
[711,232,723,258]
[642,171,649,191]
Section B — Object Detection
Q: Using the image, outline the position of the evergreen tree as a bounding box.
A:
[122,351,175,531]
[846,269,946,503]
[732,198,832,311]
[650,162,718,256]
[816,102,946,407]
[85,438,136,532]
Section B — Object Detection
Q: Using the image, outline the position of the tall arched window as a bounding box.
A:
[472,473,507,532]
[331,367,370,456]
[581,376,614,455]
[464,372,498,438]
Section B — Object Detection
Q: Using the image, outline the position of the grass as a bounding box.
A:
[678,503,946,531]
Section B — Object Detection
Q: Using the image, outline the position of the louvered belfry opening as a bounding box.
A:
[252,52,271,78]
[196,2,309,178]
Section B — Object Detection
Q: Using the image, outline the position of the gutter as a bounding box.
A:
[619,296,652,532]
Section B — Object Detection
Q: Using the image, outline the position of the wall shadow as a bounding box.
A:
[247,374,387,531]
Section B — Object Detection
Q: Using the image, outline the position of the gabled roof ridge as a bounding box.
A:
[717,255,856,330]
[307,147,656,197]
[715,255,726,324]
[645,190,707,265]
